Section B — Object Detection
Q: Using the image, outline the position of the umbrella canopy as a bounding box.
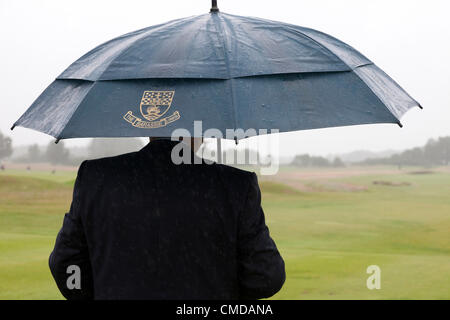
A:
[12,5,421,141]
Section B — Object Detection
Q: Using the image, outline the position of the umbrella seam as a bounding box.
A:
[353,63,375,70]
[55,17,201,139]
[95,15,201,81]
[357,64,422,113]
[59,15,202,80]
[16,80,94,140]
[235,13,367,70]
[285,26,356,70]
[57,30,150,81]
[58,13,374,81]
[59,68,357,81]
[213,13,239,134]
[351,68,403,122]
[56,81,100,140]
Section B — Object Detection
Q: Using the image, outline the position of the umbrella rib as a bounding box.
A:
[288,27,357,70]
[212,14,239,136]
[354,70,403,125]
[14,79,95,141]
[55,80,98,140]
[94,15,200,81]
[239,14,366,70]
[352,65,420,122]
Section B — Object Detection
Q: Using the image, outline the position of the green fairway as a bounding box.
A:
[0,167,449,299]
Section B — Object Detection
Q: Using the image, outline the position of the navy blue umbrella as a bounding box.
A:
[12,1,421,142]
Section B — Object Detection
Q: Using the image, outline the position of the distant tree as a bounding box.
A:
[310,156,330,167]
[441,137,450,165]
[28,144,41,162]
[45,141,70,165]
[292,154,311,167]
[423,138,438,166]
[360,135,450,167]
[332,157,345,167]
[292,154,332,167]
[430,137,450,166]
[0,130,13,161]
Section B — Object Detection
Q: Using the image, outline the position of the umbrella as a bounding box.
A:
[12,1,421,143]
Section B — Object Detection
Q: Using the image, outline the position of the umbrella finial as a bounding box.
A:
[210,0,219,13]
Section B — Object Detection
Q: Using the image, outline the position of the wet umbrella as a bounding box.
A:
[12,1,421,143]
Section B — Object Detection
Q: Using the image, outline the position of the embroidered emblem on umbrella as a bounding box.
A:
[123,91,180,129]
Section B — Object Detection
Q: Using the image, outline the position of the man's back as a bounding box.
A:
[49,140,285,299]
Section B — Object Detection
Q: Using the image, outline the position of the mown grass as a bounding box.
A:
[262,170,450,299]
[0,168,449,299]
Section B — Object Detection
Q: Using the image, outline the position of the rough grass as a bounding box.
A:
[0,168,449,299]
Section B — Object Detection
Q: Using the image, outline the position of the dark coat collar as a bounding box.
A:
[139,139,181,155]
[139,139,203,164]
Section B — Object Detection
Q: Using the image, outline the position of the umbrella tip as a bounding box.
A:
[397,121,404,128]
[418,103,423,110]
[210,0,219,12]
[10,124,15,131]
[55,139,60,144]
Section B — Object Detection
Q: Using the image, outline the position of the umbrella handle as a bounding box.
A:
[210,0,219,12]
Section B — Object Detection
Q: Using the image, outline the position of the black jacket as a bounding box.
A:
[49,140,285,300]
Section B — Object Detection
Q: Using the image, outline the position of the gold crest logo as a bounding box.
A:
[123,91,181,128]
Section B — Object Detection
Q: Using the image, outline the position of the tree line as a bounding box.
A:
[291,154,345,167]
[0,130,145,166]
[1,129,450,168]
[0,131,12,162]
[360,137,450,167]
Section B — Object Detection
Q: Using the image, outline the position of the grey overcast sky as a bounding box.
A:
[1,0,449,156]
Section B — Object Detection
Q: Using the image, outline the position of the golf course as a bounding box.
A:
[0,165,449,299]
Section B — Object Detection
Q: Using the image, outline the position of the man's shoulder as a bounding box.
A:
[80,151,140,174]
[213,163,256,183]
[79,152,257,186]
[91,150,139,163]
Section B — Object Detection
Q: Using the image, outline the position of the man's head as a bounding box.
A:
[149,137,203,153]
